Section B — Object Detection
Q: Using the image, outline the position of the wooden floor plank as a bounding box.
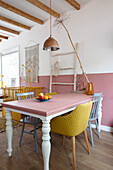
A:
[0,125,113,170]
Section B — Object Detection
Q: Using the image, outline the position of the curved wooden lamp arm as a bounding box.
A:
[22,64,31,87]
[0,75,4,88]
[61,22,89,83]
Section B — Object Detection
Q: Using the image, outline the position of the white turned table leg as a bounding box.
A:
[6,110,13,157]
[42,120,51,170]
[98,98,103,132]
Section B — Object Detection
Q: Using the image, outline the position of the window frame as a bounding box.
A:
[0,46,20,87]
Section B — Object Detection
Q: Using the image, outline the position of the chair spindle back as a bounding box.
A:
[90,92,103,119]
[16,92,34,100]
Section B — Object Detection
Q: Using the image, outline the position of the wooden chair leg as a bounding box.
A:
[89,122,94,146]
[19,121,25,146]
[34,124,38,154]
[84,130,90,154]
[63,135,65,145]
[95,119,100,139]
[72,136,76,170]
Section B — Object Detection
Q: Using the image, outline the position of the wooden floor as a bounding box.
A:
[0,125,113,170]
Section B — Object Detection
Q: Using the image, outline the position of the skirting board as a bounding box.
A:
[100,125,113,132]
[91,124,113,133]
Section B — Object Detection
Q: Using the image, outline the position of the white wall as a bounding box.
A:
[0,0,113,76]
[54,0,113,74]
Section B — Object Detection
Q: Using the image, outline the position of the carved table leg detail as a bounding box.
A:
[42,120,51,170]
[6,110,13,157]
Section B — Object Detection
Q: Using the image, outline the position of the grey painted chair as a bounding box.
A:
[88,92,103,146]
[16,92,42,154]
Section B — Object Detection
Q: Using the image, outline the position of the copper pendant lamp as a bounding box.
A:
[43,0,59,51]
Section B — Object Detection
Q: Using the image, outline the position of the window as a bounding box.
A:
[1,47,19,87]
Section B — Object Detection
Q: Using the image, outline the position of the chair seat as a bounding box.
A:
[20,117,42,125]
[89,117,98,121]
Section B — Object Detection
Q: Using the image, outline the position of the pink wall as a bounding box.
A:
[21,75,74,94]
[52,75,74,93]
[21,73,113,128]
[21,76,50,94]
[52,73,113,128]
[76,73,113,128]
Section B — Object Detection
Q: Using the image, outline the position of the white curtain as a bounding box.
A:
[25,44,39,82]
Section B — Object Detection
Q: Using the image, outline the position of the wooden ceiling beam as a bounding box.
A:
[0,16,31,30]
[0,0,44,25]
[26,0,60,18]
[0,35,8,40]
[65,0,80,10]
[0,26,20,35]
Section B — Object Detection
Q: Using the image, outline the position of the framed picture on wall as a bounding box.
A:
[11,78,16,87]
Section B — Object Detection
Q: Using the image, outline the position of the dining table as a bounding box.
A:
[2,93,103,170]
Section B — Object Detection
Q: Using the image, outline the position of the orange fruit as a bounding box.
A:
[44,96,48,100]
[48,95,52,99]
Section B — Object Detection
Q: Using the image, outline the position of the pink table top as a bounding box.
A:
[2,93,93,117]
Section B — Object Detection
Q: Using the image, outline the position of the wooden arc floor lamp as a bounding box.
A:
[0,75,4,88]
[22,64,31,87]
[54,18,94,95]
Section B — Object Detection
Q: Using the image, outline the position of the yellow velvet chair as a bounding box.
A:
[2,107,21,121]
[51,101,92,170]
[45,92,58,96]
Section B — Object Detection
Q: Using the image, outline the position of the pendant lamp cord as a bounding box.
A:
[50,0,52,36]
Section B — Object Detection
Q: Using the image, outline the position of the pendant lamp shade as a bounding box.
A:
[43,36,59,51]
[43,0,60,51]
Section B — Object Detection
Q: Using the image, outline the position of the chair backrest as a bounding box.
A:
[56,101,92,137]
[90,92,103,120]
[16,92,34,100]
[45,92,58,96]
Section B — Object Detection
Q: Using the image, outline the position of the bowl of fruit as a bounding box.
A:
[36,93,52,102]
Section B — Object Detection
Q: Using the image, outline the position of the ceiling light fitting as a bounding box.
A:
[43,0,59,51]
